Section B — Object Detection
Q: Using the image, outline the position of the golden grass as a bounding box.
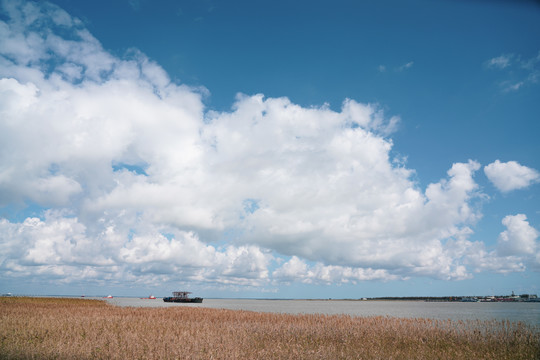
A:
[1,297,538,359]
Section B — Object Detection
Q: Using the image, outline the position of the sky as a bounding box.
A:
[0,0,539,299]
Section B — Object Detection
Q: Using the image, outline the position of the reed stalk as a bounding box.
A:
[1,297,538,359]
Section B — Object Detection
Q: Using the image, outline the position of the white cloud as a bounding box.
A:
[463,214,539,274]
[272,256,400,284]
[377,62,413,74]
[0,0,538,291]
[486,51,540,92]
[396,61,414,72]
[497,214,538,257]
[486,54,512,69]
[503,81,525,92]
[0,211,272,287]
[484,160,540,192]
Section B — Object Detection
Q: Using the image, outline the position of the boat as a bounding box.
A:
[163,291,203,303]
[141,295,157,299]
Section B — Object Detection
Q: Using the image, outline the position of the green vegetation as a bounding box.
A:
[1,297,538,359]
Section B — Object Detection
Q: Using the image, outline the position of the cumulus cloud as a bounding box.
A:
[497,214,538,257]
[272,256,400,284]
[484,160,540,192]
[0,0,538,292]
[0,211,272,287]
[466,214,539,274]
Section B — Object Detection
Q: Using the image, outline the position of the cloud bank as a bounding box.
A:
[0,0,539,292]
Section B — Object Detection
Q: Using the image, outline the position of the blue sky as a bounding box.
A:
[0,0,539,298]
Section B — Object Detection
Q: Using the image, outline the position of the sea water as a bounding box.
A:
[104,297,540,326]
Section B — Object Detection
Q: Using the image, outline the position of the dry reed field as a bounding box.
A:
[1,297,539,359]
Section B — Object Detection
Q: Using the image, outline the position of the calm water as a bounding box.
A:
[104,298,540,326]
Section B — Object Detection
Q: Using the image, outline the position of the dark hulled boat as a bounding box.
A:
[163,291,203,303]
